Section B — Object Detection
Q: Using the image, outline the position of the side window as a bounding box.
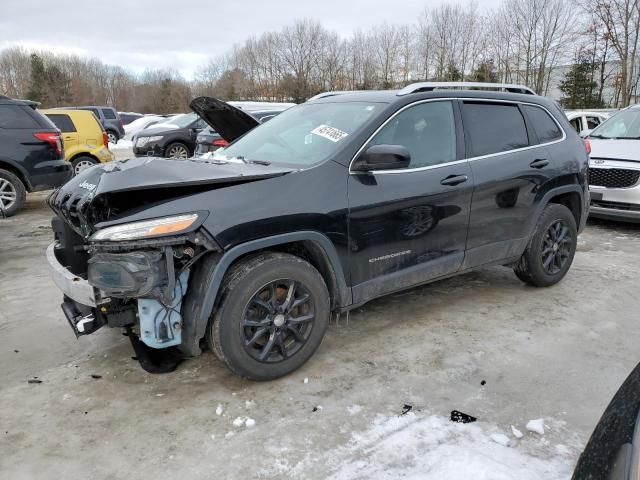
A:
[569,117,582,133]
[102,108,116,120]
[462,102,529,157]
[45,114,76,133]
[0,105,40,129]
[586,116,601,129]
[87,108,101,119]
[368,101,457,168]
[522,105,562,143]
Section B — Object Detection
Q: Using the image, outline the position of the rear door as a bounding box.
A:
[45,113,79,153]
[461,100,561,269]
[348,100,473,303]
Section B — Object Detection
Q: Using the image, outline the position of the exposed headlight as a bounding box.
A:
[90,214,199,242]
[136,136,163,147]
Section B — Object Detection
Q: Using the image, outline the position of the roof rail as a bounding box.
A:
[307,91,361,101]
[396,82,536,96]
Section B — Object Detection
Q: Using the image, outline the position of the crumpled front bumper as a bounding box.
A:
[46,242,97,308]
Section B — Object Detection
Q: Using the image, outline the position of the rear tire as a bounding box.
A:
[208,252,330,381]
[71,156,99,176]
[514,204,577,287]
[0,168,26,217]
[106,130,118,144]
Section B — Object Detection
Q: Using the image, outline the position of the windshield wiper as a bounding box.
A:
[588,134,607,138]
[611,136,640,140]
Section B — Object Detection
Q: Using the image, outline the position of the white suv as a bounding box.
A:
[587,106,640,223]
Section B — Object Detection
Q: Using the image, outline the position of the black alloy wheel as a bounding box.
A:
[541,220,573,275]
[242,279,315,363]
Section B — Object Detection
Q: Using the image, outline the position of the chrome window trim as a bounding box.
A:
[349,97,567,175]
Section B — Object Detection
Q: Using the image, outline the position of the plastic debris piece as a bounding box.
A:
[450,410,477,423]
[526,418,545,435]
[27,379,42,384]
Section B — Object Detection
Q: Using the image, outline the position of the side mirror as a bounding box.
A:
[352,144,411,172]
[580,129,592,138]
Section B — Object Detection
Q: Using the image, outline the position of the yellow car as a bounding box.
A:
[41,109,115,175]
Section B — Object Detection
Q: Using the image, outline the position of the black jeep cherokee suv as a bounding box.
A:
[0,96,71,216]
[47,84,589,380]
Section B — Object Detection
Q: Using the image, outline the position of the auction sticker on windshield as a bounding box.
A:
[311,125,349,142]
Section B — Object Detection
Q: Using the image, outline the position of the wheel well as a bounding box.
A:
[0,161,29,191]
[548,191,581,226]
[224,241,341,310]
[69,153,98,163]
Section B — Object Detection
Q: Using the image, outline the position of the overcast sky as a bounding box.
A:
[1,0,501,79]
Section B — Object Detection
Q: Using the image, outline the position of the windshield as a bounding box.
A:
[590,109,640,139]
[214,102,385,167]
[155,112,197,129]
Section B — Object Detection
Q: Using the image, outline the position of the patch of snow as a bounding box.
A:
[224,431,235,439]
[245,418,256,428]
[303,377,309,384]
[109,140,133,150]
[210,434,215,440]
[245,400,256,409]
[215,404,224,416]
[232,417,245,427]
[512,425,524,439]
[288,413,572,480]
[347,405,363,415]
[490,432,511,446]
[527,418,545,435]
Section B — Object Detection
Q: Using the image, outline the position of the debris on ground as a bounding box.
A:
[232,417,245,427]
[481,380,487,386]
[245,418,256,427]
[312,406,323,412]
[526,418,545,435]
[27,378,42,384]
[401,404,413,415]
[90,374,102,379]
[216,404,224,416]
[450,410,476,423]
[511,425,524,438]
[490,433,511,446]
[303,377,309,384]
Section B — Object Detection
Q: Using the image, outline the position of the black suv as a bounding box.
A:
[132,112,208,158]
[46,84,589,380]
[0,96,71,216]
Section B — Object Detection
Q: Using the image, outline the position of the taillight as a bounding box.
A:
[583,138,591,155]
[103,132,109,149]
[212,139,229,148]
[34,132,62,156]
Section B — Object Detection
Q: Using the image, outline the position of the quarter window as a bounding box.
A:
[102,108,117,120]
[462,102,529,157]
[522,105,562,143]
[368,101,457,168]
[45,114,76,132]
[0,105,40,129]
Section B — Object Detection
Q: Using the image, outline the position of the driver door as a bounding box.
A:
[347,100,473,304]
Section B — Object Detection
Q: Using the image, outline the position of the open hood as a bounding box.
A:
[189,96,260,142]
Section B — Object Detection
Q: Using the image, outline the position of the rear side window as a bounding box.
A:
[82,107,101,119]
[0,105,41,129]
[522,105,562,143]
[102,108,117,119]
[462,102,529,157]
[45,114,76,132]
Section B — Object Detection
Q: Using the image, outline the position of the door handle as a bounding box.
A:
[440,174,468,186]
[530,158,549,169]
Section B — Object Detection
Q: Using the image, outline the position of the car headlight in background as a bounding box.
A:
[90,214,200,242]
[135,136,163,148]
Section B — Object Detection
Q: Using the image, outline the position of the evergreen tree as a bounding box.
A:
[26,53,46,103]
[44,64,71,106]
[559,56,605,109]
[471,60,499,83]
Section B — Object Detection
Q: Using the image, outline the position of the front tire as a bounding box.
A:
[514,204,577,287]
[165,142,190,159]
[208,253,330,380]
[0,168,26,217]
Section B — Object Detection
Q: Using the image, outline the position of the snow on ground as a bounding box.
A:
[108,139,133,150]
[262,413,574,480]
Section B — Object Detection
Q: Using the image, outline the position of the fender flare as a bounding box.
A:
[529,184,585,235]
[179,231,351,357]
